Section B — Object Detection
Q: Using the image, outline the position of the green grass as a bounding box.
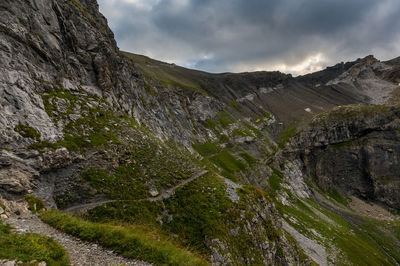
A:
[40,210,207,266]
[122,52,206,94]
[232,128,253,137]
[79,134,194,202]
[327,189,349,206]
[278,198,399,265]
[163,174,234,251]
[25,195,46,213]
[271,172,400,265]
[84,173,294,264]
[0,220,69,265]
[38,89,122,151]
[216,111,235,128]
[230,100,241,110]
[204,119,219,132]
[162,174,284,263]
[41,89,79,120]
[82,167,150,200]
[66,0,96,23]
[87,200,164,226]
[312,104,399,125]
[268,169,283,196]
[278,126,296,148]
[14,123,41,141]
[192,142,221,157]
[209,150,247,179]
[238,151,257,165]
[330,140,354,149]
[261,110,273,120]
[244,122,263,138]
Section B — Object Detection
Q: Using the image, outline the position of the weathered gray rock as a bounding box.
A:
[292,105,400,209]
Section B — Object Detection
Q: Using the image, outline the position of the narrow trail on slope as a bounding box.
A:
[64,170,208,214]
[147,170,208,201]
[5,215,151,266]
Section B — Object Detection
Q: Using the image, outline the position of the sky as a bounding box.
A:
[98,0,400,75]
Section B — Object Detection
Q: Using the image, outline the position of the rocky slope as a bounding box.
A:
[291,104,400,209]
[1,0,400,265]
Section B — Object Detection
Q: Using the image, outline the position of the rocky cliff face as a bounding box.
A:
[291,105,400,210]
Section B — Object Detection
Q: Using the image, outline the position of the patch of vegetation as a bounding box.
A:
[330,140,354,149]
[14,123,41,141]
[40,210,206,266]
[0,219,69,265]
[162,174,283,263]
[218,134,230,143]
[41,89,79,120]
[271,171,400,265]
[278,197,399,265]
[278,126,296,148]
[144,82,158,96]
[25,195,46,213]
[238,151,257,165]
[38,89,121,151]
[244,122,263,138]
[216,111,235,128]
[122,52,206,94]
[84,172,291,264]
[230,100,241,110]
[204,118,220,132]
[268,169,283,196]
[66,0,96,24]
[232,128,253,137]
[80,132,194,200]
[82,167,150,200]
[193,141,221,157]
[163,174,234,251]
[261,110,273,120]
[209,150,247,179]
[312,104,398,125]
[87,200,163,226]
[327,189,349,206]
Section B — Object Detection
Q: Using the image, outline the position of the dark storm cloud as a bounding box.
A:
[98,0,400,74]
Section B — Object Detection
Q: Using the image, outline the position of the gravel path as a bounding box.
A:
[148,170,208,202]
[5,215,151,266]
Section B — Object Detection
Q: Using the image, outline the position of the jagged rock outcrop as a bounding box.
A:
[292,105,400,209]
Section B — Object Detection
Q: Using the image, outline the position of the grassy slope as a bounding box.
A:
[40,210,206,266]
[0,219,69,265]
[269,168,400,265]
[32,88,300,264]
[122,52,207,94]
[81,173,292,265]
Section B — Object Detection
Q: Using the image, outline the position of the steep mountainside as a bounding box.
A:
[1,0,400,265]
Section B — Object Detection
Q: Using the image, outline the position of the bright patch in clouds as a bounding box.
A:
[273,53,327,76]
[119,0,160,11]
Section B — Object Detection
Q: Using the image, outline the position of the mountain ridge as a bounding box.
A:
[1,0,400,265]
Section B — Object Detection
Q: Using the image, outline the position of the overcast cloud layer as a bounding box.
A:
[98,0,400,75]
